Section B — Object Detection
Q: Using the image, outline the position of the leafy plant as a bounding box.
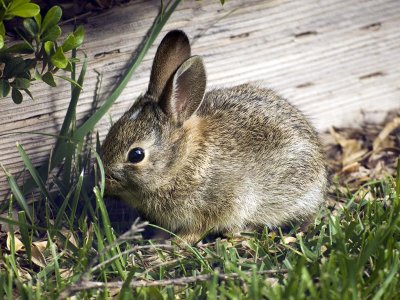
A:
[0,1,84,103]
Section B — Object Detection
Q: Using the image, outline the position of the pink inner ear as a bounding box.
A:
[165,56,206,123]
[174,80,189,115]
[176,96,186,116]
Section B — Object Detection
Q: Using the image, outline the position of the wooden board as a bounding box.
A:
[1,0,399,201]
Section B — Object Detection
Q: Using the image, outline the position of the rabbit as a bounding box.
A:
[101,30,327,244]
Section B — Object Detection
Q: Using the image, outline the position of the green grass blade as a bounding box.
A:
[1,164,33,223]
[50,57,87,169]
[149,223,210,270]
[54,184,74,229]
[20,59,87,196]
[48,234,62,289]
[16,143,52,202]
[73,0,182,140]
[92,149,105,197]
[371,251,399,300]
[395,158,400,206]
[94,187,126,279]
[7,196,18,276]
[54,74,83,89]
[17,211,32,262]
[70,170,84,226]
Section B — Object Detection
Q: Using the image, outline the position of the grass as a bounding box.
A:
[0,0,399,298]
[0,155,399,299]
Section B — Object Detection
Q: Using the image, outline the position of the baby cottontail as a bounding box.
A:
[102,30,327,243]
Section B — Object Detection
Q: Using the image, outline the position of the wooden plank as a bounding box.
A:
[0,0,399,201]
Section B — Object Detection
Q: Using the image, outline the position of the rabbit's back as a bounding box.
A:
[193,84,327,228]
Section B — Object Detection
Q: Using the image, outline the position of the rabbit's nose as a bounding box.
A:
[105,166,124,182]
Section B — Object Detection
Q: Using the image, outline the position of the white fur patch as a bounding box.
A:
[129,107,142,120]
[237,182,260,222]
[216,180,261,232]
[295,179,325,216]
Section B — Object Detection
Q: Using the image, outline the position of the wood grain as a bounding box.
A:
[0,0,399,201]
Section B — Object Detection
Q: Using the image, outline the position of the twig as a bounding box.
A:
[58,269,288,299]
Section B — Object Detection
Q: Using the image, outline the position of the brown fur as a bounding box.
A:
[102,30,327,244]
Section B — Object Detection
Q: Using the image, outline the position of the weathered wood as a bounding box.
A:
[0,0,399,200]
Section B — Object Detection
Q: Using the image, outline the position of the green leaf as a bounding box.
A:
[11,88,23,104]
[61,35,76,52]
[0,35,3,49]
[14,77,30,89]
[24,59,36,70]
[0,22,5,37]
[23,19,39,37]
[5,42,34,54]
[34,13,42,28]
[74,26,84,46]
[33,70,42,81]
[41,6,62,35]
[8,0,30,10]
[23,89,33,100]
[50,47,67,68]
[3,57,26,77]
[41,25,61,42]
[44,40,54,56]
[42,71,56,87]
[61,33,76,52]
[64,61,73,72]
[0,79,11,97]
[62,26,84,52]
[8,3,40,18]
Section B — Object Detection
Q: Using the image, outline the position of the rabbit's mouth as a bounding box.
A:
[105,175,122,196]
[105,172,119,182]
[104,173,123,195]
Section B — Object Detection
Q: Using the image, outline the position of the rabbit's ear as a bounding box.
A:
[160,56,206,124]
[147,30,191,100]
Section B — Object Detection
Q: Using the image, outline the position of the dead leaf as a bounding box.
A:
[354,188,375,202]
[33,241,48,252]
[373,117,400,151]
[6,233,24,252]
[265,277,279,287]
[59,268,73,279]
[241,240,251,249]
[329,127,367,166]
[31,244,47,267]
[18,267,32,281]
[343,149,368,166]
[342,161,360,173]
[282,236,297,244]
[60,228,78,247]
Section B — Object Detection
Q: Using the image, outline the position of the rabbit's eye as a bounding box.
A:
[128,147,145,164]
